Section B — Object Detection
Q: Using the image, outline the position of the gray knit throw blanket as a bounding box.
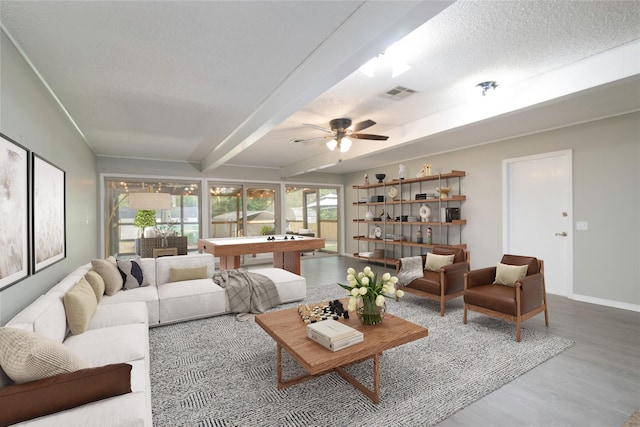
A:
[212,268,281,321]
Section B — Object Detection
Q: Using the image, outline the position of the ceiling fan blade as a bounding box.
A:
[351,119,376,133]
[302,123,334,134]
[288,135,333,144]
[350,133,389,141]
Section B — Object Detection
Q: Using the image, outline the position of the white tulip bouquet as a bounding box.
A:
[338,266,404,325]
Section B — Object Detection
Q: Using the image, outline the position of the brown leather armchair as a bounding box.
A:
[396,246,470,316]
[463,254,549,342]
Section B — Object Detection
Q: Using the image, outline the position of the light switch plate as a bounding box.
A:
[576,221,588,231]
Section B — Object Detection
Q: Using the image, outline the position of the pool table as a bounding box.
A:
[198,235,326,274]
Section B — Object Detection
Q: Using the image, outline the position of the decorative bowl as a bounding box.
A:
[375,173,386,183]
[435,186,451,199]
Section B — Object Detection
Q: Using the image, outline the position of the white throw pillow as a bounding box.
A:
[493,263,529,287]
[0,327,88,384]
[425,253,455,272]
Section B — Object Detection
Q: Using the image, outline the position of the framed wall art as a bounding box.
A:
[32,153,66,272]
[0,133,30,290]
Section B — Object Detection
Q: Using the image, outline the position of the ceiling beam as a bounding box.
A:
[199,1,454,172]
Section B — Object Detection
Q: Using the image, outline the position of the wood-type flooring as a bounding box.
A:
[248,255,640,427]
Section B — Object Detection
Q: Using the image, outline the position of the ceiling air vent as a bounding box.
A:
[381,86,417,100]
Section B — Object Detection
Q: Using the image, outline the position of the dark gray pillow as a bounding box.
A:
[116,257,149,289]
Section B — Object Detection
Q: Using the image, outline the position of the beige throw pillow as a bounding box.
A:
[425,253,455,272]
[91,258,123,296]
[63,278,98,335]
[84,270,105,303]
[0,327,88,384]
[170,266,208,282]
[494,263,529,287]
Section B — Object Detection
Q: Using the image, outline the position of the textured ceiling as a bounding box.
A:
[1,0,639,177]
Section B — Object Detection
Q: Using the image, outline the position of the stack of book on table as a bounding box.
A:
[306,319,363,351]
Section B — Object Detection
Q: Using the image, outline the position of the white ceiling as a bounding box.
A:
[1,1,639,178]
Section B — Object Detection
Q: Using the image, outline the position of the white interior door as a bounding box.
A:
[503,150,572,296]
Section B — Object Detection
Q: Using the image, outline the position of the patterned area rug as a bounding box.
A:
[149,284,573,426]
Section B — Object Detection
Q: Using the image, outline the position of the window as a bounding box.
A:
[104,178,200,257]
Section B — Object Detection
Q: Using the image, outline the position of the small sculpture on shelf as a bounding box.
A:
[398,163,405,180]
[419,204,432,222]
[364,174,369,186]
[417,163,432,177]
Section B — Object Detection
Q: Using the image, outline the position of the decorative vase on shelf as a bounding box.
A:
[356,297,386,325]
[143,227,156,238]
[419,204,432,222]
[365,209,375,221]
[436,186,451,199]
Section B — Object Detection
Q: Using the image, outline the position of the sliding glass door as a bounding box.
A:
[285,186,339,254]
[209,186,243,238]
[208,183,277,238]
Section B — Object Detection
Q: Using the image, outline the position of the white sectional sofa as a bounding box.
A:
[0,254,306,426]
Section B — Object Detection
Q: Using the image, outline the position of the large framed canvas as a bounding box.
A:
[32,153,66,272]
[0,133,30,290]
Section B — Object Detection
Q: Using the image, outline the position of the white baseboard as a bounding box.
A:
[569,293,640,312]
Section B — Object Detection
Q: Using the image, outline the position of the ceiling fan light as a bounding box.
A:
[340,137,352,152]
[326,139,338,151]
[359,57,378,77]
[391,62,410,78]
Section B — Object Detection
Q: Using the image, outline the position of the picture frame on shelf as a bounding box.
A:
[0,133,30,290]
[369,227,376,239]
[32,153,66,273]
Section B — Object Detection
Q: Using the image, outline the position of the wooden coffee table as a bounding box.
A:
[255,300,428,403]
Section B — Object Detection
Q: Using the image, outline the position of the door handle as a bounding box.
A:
[555,232,567,236]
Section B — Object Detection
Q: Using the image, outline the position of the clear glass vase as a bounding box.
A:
[356,297,386,325]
